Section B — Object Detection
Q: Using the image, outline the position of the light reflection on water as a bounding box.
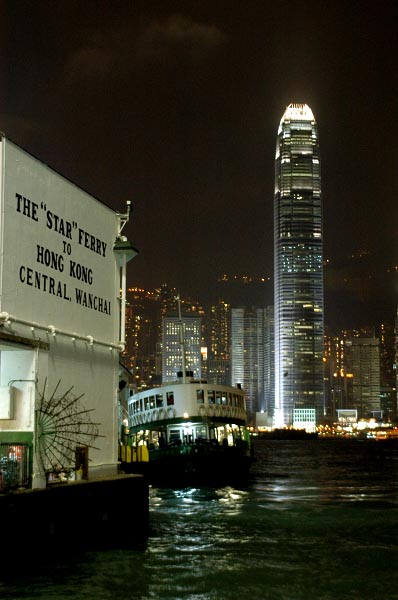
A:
[1,439,398,599]
[142,440,398,598]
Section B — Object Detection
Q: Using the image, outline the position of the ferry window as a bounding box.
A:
[139,399,143,412]
[169,429,181,443]
[207,390,215,404]
[144,397,150,410]
[156,393,163,408]
[196,389,204,404]
[149,395,155,409]
[195,425,207,439]
[221,394,227,405]
[216,391,222,405]
[229,393,233,406]
[167,391,174,406]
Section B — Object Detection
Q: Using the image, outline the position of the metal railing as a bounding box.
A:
[0,443,32,492]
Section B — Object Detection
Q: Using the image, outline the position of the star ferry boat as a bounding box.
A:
[126,374,252,485]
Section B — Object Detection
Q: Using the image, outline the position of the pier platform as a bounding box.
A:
[1,474,149,553]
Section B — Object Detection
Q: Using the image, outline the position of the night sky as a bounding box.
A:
[2,1,397,329]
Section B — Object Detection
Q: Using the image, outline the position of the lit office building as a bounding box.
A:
[231,308,256,423]
[379,322,397,421]
[207,299,231,385]
[230,308,246,395]
[123,287,161,388]
[262,306,275,420]
[344,336,381,419]
[395,310,398,419]
[274,103,324,428]
[162,314,202,382]
[230,307,272,424]
[323,331,354,419]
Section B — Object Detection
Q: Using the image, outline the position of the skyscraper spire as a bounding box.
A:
[274,103,324,429]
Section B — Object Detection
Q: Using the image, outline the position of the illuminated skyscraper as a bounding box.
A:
[262,305,275,420]
[207,299,230,385]
[274,103,324,427]
[230,308,257,422]
[162,314,202,382]
[230,306,273,424]
[344,336,381,418]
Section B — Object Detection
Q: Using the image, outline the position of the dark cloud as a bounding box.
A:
[1,1,397,327]
[136,14,227,61]
[63,46,114,85]
[61,13,226,88]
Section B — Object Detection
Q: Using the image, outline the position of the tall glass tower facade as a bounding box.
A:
[162,314,202,383]
[274,103,324,427]
[230,307,268,425]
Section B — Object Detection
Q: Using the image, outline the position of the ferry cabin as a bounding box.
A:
[127,381,248,449]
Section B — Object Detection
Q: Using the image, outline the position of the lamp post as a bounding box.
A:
[114,202,139,351]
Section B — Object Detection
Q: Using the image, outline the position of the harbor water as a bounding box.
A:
[1,438,398,599]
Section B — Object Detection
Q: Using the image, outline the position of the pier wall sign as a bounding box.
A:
[0,137,119,343]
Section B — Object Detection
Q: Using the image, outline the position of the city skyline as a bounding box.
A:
[123,283,396,424]
[2,2,397,329]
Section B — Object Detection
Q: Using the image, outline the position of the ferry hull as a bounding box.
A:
[123,444,253,487]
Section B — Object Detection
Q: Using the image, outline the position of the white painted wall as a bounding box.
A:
[0,137,119,341]
[0,135,124,487]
